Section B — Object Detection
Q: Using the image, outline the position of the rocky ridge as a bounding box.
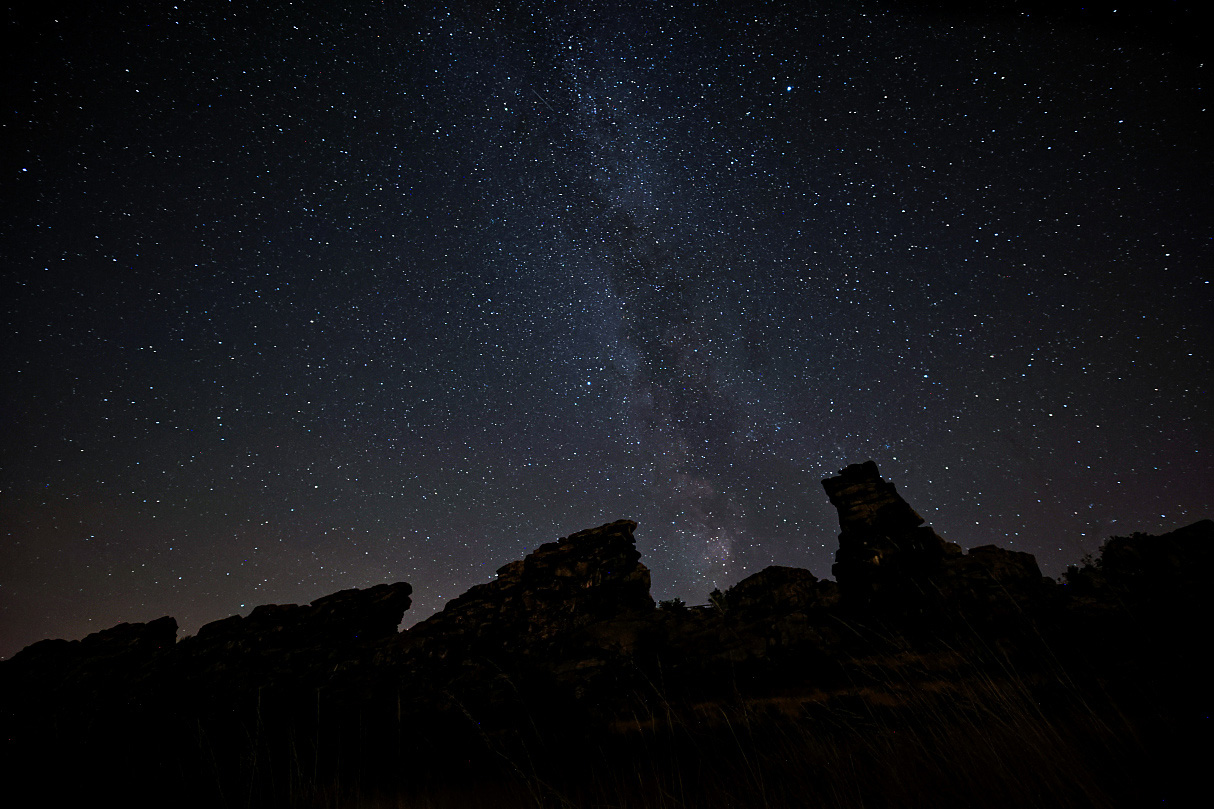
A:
[0,462,1208,808]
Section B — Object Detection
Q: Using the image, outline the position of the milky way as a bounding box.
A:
[2,1,1208,658]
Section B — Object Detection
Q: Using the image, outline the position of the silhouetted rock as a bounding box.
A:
[1,468,1209,808]
[188,581,412,654]
[723,565,838,616]
[310,581,414,641]
[81,615,178,653]
[403,519,652,657]
[156,582,413,706]
[945,544,1044,597]
[652,565,844,692]
[10,615,177,666]
[823,461,956,614]
[5,615,177,693]
[378,519,657,739]
[823,460,929,537]
[822,462,1053,631]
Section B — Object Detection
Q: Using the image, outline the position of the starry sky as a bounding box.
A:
[2,1,1209,658]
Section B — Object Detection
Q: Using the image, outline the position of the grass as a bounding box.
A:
[9,617,1192,808]
[276,647,1168,809]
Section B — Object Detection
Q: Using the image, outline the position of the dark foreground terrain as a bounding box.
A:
[2,462,1210,807]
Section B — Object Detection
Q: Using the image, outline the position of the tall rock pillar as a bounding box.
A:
[822,461,953,613]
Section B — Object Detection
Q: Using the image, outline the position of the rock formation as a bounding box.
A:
[187,581,413,650]
[379,519,659,744]
[823,461,1050,630]
[823,460,956,612]
[402,519,652,656]
[721,564,837,617]
[0,463,1208,808]
[4,615,178,697]
[8,614,177,668]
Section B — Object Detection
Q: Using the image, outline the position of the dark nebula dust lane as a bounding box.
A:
[1,1,1209,658]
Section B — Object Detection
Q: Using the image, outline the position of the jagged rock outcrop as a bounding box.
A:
[4,615,178,694]
[188,581,412,651]
[722,565,838,616]
[823,461,956,613]
[941,544,1045,607]
[402,519,652,658]
[0,581,415,808]
[157,581,414,692]
[823,461,1051,628]
[9,615,177,668]
[1,468,1209,808]
[648,566,845,692]
[1,582,412,716]
[383,520,657,730]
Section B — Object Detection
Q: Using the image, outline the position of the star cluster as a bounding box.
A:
[2,1,1208,658]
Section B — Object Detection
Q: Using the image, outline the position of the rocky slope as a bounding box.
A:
[1,462,1208,808]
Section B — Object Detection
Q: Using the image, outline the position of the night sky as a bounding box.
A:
[2,1,1209,659]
